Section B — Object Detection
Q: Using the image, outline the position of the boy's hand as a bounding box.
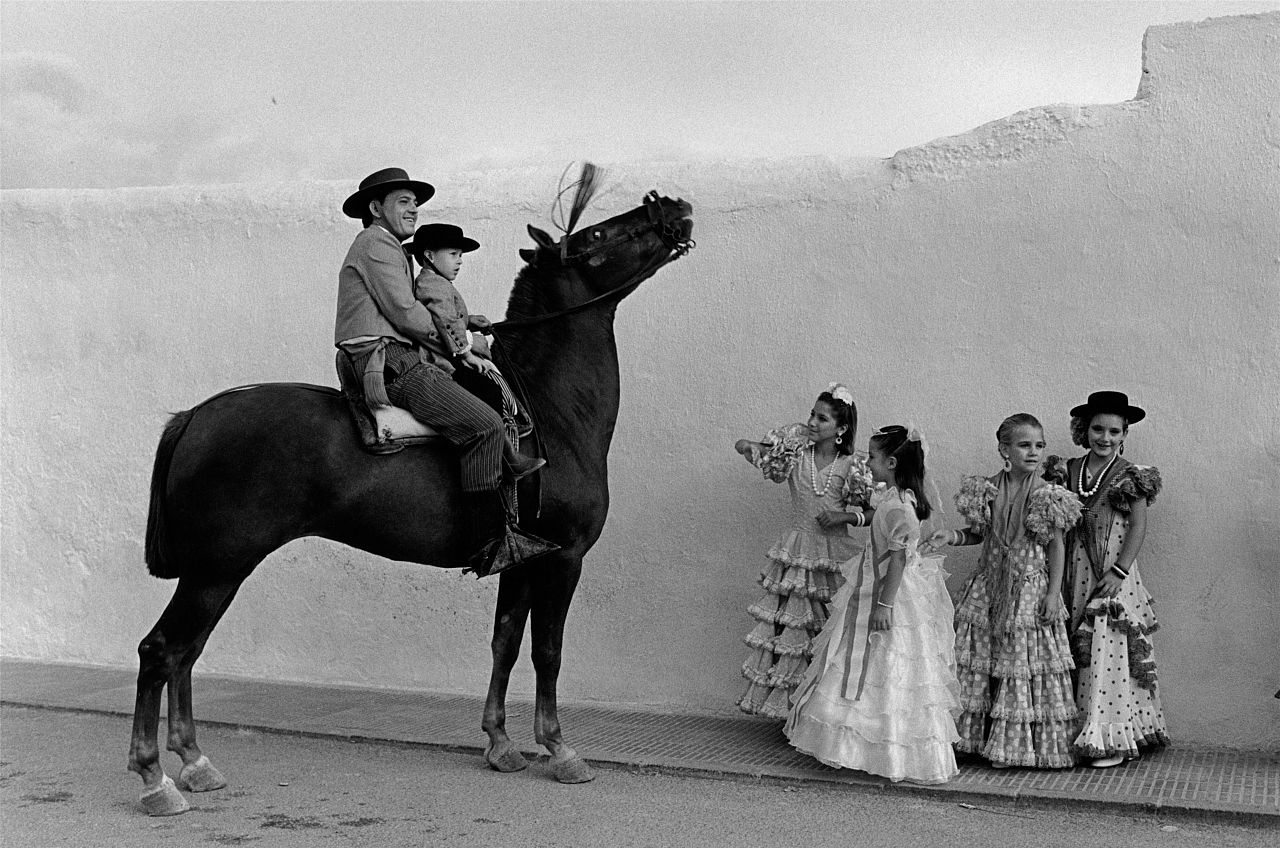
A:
[460,351,494,373]
[469,315,493,333]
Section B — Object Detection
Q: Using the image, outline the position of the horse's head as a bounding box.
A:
[505,177,694,323]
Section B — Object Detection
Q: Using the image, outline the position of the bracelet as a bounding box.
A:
[876,600,893,609]
[1110,565,1129,580]
[851,512,864,527]
[952,529,965,546]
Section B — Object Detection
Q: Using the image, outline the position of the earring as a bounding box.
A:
[1003,455,1011,471]
[1119,443,1124,455]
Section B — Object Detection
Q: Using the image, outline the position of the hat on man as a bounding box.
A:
[1069,390,1146,424]
[406,223,480,261]
[342,167,435,219]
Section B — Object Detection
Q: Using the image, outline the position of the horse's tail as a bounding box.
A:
[145,408,196,579]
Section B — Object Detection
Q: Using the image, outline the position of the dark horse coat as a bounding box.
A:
[127,181,693,815]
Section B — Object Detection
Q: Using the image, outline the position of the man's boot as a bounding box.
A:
[502,440,546,481]
[463,491,559,578]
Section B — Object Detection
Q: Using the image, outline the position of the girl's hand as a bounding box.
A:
[815,510,854,530]
[923,529,952,552]
[1038,590,1065,624]
[870,606,893,631]
[1096,570,1125,599]
[735,440,761,464]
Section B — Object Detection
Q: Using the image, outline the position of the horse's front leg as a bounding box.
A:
[482,570,534,772]
[530,555,594,783]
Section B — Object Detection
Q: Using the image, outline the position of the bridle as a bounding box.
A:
[485,191,693,519]
[491,191,694,332]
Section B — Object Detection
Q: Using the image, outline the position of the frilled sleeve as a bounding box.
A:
[880,497,918,551]
[1107,464,1162,512]
[753,423,809,483]
[1025,483,1084,546]
[838,454,876,509]
[954,475,997,535]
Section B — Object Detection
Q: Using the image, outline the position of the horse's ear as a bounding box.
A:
[519,247,538,264]
[527,225,556,248]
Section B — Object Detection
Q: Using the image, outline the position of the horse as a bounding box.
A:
[127,176,695,815]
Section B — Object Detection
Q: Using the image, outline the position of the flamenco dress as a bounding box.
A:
[952,471,1083,768]
[738,425,873,718]
[1063,456,1169,760]
[785,488,960,784]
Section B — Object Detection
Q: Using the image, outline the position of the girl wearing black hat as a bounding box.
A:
[1052,391,1168,768]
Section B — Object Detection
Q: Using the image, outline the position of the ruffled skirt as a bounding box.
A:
[738,527,857,718]
[785,551,960,784]
[953,550,1079,768]
[1070,563,1170,759]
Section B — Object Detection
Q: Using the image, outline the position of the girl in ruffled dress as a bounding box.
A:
[1049,391,1169,767]
[928,413,1082,768]
[786,425,960,784]
[733,384,875,718]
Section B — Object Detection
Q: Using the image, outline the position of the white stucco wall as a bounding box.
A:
[3,13,1278,751]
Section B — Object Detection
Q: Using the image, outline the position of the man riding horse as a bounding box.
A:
[334,168,555,576]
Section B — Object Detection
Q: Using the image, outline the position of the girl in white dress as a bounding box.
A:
[785,424,960,784]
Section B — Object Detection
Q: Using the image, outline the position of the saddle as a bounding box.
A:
[335,351,443,455]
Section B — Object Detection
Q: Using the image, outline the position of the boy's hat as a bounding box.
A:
[343,167,435,219]
[1069,390,1146,424]
[406,223,480,259]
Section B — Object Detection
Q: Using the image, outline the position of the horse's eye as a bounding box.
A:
[592,230,604,240]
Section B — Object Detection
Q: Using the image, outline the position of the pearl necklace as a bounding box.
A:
[1077,452,1119,498]
[807,445,836,496]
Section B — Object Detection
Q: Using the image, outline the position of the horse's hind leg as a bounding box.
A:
[482,572,533,773]
[128,577,242,815]
[166,586,237,793]
[529,555,594,784]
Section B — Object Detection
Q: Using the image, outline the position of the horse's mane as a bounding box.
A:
[506,162,605,320]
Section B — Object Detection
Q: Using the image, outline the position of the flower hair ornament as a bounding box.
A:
[825,382,855,407]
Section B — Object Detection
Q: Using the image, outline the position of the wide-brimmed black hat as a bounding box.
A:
[1070,390,1146,424]
[406,223,480,260]
[342,168,435,219]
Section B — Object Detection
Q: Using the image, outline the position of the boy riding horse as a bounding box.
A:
[334,168,554,576]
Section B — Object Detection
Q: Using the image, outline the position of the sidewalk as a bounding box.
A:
[2,658,1275,824]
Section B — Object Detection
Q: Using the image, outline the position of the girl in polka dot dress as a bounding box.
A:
[929,413,1082,768]
[1049,391,1168,768]
[733,384,875,718]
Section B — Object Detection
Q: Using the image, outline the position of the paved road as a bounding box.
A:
[1,707,1272,848]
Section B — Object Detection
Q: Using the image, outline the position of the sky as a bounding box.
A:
[2,1,1278,190]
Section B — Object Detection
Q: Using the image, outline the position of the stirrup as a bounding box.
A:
[465,525,559,578]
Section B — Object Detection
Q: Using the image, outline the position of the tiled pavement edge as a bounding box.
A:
[2,658,1276,824]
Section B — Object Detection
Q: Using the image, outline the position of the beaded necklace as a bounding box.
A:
[1077,452,1119,499]
[807,445,837,496]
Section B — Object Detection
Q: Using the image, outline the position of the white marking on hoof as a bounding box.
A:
[550,754,595,784]
[177,755,227,792]
[485,742,530,773]
[140,774,190,816]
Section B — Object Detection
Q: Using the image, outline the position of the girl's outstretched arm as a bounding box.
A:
[1039,529,1067,623]
[870,549,907,631]
[925,526,980,551]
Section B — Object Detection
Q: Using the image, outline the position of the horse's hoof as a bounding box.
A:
[177,755,227,792]
[550,754,595,784]
[140,775,190,816]
[485,742,530,773]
